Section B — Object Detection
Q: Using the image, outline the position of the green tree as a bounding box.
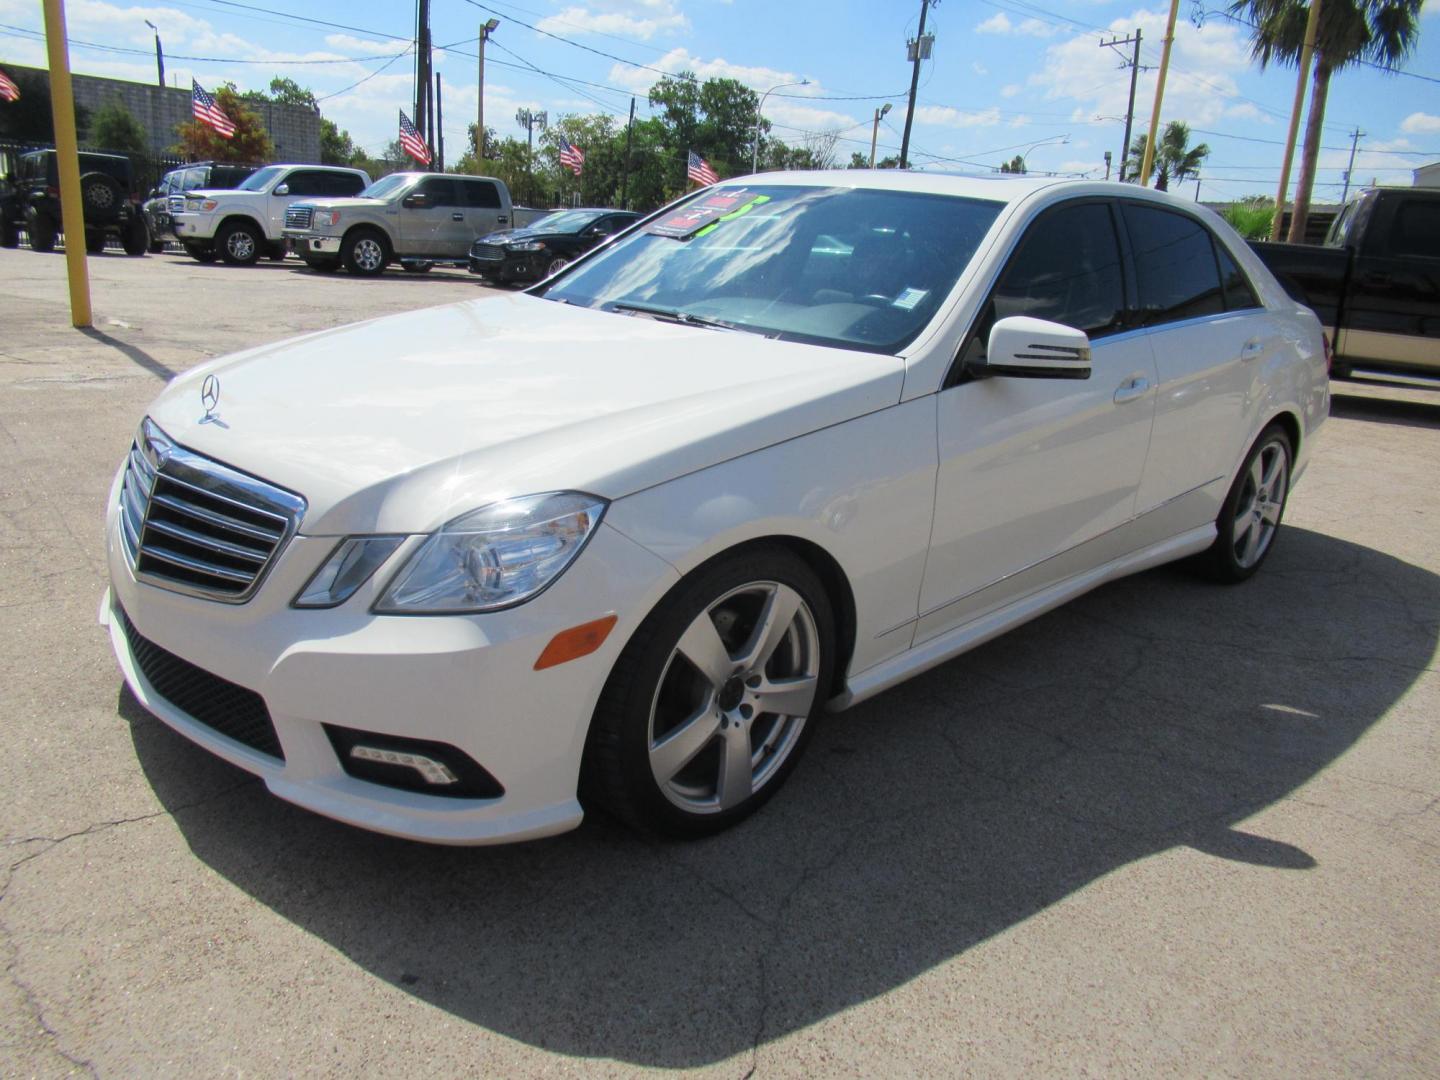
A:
[999,154,1027,174]
[87,96,149,156]
[1229,0,1422,241]
[1124,121,1209,192]
[174,86,274,164]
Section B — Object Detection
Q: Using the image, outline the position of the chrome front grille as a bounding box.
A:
[168,195,186,215]
[119,420,306,603]
[284,206,313,231]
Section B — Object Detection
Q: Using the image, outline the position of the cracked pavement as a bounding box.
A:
[1,248,1438,1077]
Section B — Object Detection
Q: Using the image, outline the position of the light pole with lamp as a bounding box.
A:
[1000,134,1069,174]
[143,19,164,88]
[477,18,498,160]
[751,78,808,174]
[870,103,892,167]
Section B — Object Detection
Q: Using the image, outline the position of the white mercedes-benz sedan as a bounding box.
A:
[102,172,1329,844]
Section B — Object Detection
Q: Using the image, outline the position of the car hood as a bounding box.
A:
[291,197,388,212]
[477,227,563,245]
[147,294,903,535]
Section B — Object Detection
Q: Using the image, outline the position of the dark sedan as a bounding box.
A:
[469,208,640,283]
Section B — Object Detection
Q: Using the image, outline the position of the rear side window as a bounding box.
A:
[459,180,500,208]
[283,171,333,196]
[328,172,366,197]
[1389,200,1440,259]
[1121,204,1224,325]
[990,201,1127,337]
[1216,243,1260,311]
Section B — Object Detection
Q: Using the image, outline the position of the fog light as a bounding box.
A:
[350,745,458,786]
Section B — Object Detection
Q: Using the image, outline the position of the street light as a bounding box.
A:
[143,19,164,88]
[477,17,499,159]
[751,78,808,174]
[870,103,892,167]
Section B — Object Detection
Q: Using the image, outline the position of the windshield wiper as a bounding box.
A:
[607,301,745,333]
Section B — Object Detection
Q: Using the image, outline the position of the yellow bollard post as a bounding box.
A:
[41,0,93,329]
[1138,0,1181,188]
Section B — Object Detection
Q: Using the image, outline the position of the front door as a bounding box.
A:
[398,177,464,256]
[918,199,1157,642]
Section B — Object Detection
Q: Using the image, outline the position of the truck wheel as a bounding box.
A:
[0,218,18,248]
[402,261,433,274]
[342,228,389,276]
[85,227,106,254]
[27,213,57,253]
[303,257,341,273]
[122,217,149,257]
[80,173,123,223]
[184,243,217,263]
[217,220,262,266]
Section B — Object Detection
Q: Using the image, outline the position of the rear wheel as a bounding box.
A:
[1201,425,1292,583]
[147,238,166,254]
[264,242,287,262]
[79,173,122,224]
[27,214,56,252]
[217,219,262,265]
[342,228,389,276]
[0,218,18,248]
[122,217,149,256]
[583,546,834,837]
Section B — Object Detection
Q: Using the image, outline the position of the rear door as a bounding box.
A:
[457,179,506,241]
[1340,193,1440,375]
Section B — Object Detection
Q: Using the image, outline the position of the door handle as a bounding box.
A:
[496,215,509,224]
[451,212,464,221]
[1241,338,1266,361]
[1113,375,1150,403]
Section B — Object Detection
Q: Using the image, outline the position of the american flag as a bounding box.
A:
[191,79,236,138]
[0,68,19,104]
[399,109,432,165]
[557,136,584,176]
[687,150,718,187]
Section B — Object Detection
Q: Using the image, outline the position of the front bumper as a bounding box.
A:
[286,231,343,255]
[170,211,217,242]
[102,470,678,844]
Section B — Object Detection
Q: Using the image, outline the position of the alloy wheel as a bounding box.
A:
[647,581,820,814]
[226,230,256,261]
[1231,440,1288,569]
[353,237,384,272]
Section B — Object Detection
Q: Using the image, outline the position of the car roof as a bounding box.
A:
[721,169,1068,203]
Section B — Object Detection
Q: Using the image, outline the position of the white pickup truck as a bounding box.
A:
[169,163,371,265]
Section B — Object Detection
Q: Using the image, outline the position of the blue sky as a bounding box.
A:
[2,0,1437,200]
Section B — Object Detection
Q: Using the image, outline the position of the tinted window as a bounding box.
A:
[1390,200,1440,259]
[416,177,458,206]
[1122,203,1224,325]
[459,179,500,208]
[283,170,334,197]
[1216,243,1260,311]
[328,171,366,196]
[239,166,284,192]
[991,201,1126,336]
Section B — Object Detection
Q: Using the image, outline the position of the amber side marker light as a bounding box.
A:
[534,614,619,670]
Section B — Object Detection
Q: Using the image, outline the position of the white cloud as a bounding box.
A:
[536,3,688,40]
[1001,84,1022,98]
[975,12,1057,37]
[913,105,1003,128]
[973,62,989,76]
[1401,112,1440,134]
[976,13,1013,33]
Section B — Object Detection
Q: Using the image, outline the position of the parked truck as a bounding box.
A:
[1250,187,1439,381]
[283,172,512,275]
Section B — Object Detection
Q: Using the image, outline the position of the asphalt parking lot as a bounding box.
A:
[1,246,1437,1077]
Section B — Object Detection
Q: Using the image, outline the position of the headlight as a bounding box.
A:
[293,536,405,608]
[375,492,606,614]
[186,197,218,211]
[506,240,545,252]
[316,209,342,227]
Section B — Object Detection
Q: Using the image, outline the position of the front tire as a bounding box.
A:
[1202,425,1292,583]
[27,214,56,252]
[122,217,149,257]
[583,546,835,837]
[217,220,262,265]
[342,228,389,276]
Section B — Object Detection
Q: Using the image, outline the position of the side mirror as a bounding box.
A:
[975,316,1092,380]
[273,183,290,196]
[402,192,431,208]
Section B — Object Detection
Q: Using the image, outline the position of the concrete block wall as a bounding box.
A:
[8,64,321,162]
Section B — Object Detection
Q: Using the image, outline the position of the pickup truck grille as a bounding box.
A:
[471,244,505,262]
[168,195,186,215]
[284,206,313,231]
[119,420,306,603]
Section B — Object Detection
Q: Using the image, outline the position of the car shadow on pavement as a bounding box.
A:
[1329,389,1440,430]
[121,526,1439,1068]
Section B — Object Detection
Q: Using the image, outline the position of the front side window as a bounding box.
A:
[415,177,458,206]
[539,185,1004,354]
[1121,203,1224,326]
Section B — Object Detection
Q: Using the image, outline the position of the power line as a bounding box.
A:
[1189,127,1440,156]
[0,23,405,64]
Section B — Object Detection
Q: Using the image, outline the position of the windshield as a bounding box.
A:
[539,185,1004,354]
[238,166,283,192]
[527,210,606,234]
[359,174,412,200]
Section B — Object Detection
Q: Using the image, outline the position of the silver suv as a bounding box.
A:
[284,172,513,275]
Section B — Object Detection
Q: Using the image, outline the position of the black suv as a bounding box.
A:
[143,161,257,253]
[3,150,148,256]
[469,208,640,283]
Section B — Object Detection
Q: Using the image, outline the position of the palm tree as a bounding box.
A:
[1229,0,1422,242]
[1125,121,1210,192]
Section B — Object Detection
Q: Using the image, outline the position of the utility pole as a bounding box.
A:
[621,96,635,208]
[515,108,546,203]
[1139,0,1179,186]
[143,19,164,88]
[870,103,892,166]
[415,0,432,153]
[1340,126,1364,203]
[1270,0,1321,240]
[1100,29,1141,181]
[898,0,934,169]
[435,72,444,172]
[477,18,498,160]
